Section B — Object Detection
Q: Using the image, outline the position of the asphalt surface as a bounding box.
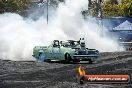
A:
[0,52,132,88]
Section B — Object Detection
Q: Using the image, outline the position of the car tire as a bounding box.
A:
[38,53,46,62]
[89,59,93,64]
[73,59,80,62]
[65,53,71,62]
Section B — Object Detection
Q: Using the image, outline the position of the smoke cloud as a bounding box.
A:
[0,0,123,61]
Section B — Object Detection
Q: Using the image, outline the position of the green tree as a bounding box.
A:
[102,0,120,17]
[119,0,132,17]
[0,0,31,13]
[102,0,132,17]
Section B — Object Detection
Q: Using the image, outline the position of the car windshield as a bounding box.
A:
[61,42,70,47]
[61,41,79,47]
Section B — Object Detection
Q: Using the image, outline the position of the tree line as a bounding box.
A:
[0,0,31,14]
[90,0,132,17]
[0,0,131,17]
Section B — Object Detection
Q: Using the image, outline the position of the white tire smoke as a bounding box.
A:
[0,0,123,61]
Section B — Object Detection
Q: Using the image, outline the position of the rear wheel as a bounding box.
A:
[38,53,46,62]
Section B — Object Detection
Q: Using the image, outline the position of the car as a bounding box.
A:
[32,38,99,63]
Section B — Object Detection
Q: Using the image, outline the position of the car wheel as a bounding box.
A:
[73,59,80,62]
[89,59,93,64]
[65,53,71,62]
[38,53,46,62]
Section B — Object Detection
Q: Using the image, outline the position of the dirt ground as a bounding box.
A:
[0,52,132,88]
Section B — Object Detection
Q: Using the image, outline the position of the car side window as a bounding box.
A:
[53,41,60,47]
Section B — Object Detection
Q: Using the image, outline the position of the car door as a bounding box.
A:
[52,40,61,60]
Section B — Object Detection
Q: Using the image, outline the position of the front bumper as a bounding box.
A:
[73,54,99,61]
[73,54,98,57]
